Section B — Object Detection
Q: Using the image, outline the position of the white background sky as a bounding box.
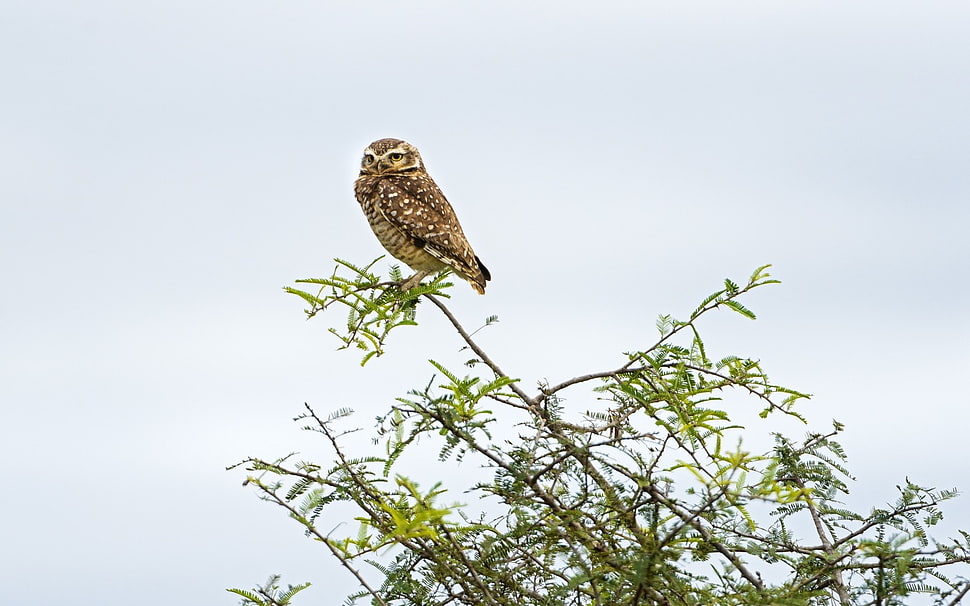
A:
[2,2,968,604]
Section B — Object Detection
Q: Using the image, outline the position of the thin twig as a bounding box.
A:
[787,476,851,606]
[534,367,650,404]
[424,293,534,405]
[247,478,389,606]
[946,582,970,606]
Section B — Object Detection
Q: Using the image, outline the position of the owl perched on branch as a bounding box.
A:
[354,138,491,294]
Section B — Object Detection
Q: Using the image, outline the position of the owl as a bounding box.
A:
[354,138,491,294]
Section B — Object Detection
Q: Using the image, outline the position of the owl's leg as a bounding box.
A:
[399,270,431,291]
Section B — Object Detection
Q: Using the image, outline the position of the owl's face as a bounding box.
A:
[359,138,425,176]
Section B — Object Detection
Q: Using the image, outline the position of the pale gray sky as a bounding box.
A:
[2,2,969,604]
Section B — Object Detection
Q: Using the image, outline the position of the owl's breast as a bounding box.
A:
[354,175,446,272]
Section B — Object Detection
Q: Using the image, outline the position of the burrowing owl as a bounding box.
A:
[354,138,491,294]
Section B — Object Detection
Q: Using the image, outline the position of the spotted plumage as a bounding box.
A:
[354,138,491,294]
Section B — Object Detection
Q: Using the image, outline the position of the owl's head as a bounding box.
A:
[359,138,425,175]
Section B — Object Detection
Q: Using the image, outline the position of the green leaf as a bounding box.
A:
[722,299,756,320]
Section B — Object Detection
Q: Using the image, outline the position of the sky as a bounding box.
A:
[1,1,969,604]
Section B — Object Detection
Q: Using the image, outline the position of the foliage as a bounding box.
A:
[231,259,970,606]
[227,575,311,606]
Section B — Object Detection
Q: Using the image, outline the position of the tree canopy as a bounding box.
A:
[230,260,970,606]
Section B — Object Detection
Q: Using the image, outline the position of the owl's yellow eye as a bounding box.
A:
[363,154,375,165]
[389,153,404,161]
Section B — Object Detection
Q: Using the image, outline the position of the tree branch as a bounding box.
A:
[424,293,534,405]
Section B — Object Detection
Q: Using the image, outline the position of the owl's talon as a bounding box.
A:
[398,270,430,292]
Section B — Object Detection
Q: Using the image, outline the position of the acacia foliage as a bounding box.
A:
[231,260,970,606]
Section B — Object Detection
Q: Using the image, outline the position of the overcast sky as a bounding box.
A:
[2,2,969,604]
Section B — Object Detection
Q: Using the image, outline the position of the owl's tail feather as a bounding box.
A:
[469,256,491,295]
[476,256,491,282]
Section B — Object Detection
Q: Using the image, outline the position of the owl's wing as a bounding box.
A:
[375,177,482,277]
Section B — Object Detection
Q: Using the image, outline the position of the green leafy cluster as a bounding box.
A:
[228,575,311,606]
[286,257,453,365]
[231,260,970,606]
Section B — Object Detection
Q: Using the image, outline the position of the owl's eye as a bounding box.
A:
[389,153,404,161]
[363,154,375,165]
